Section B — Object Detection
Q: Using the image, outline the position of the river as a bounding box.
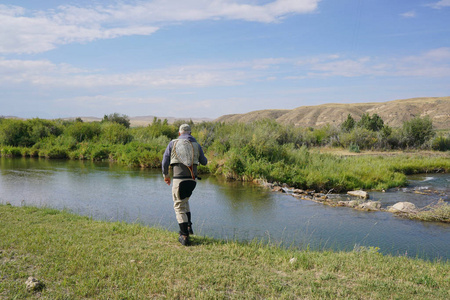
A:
[0,157,448,261]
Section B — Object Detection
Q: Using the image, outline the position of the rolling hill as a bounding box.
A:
[215,97,450,129]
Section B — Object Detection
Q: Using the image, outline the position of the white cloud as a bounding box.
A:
[0,58,247,88]
[1,48,448,92]
[395,47,450,77]
[428,0,450,9]
[400,11,416,18]
[304,48,450,78]
[309,57,375,77]
[56,95,166,105]
[0,0,320,54]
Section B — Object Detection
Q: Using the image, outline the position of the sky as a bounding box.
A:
[1,0,449,120]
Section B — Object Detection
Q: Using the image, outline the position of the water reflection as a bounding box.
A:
[0,157,449,261]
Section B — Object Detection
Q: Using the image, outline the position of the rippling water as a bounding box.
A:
[0,157,448,261]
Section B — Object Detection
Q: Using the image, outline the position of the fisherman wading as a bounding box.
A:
[162,124,208,246]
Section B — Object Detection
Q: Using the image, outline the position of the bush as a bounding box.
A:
[0,119,31,147]
[45,147,68,159]
[401,116,435,148]
[0,146,23,157]
[27,118,63,144]
[430,135,450,151]
[102,113,130,128]
[91,146,111,161]
[65,122,101,142]
[340,127,378,150]
[349,143,360,153]
[100,123,133,144]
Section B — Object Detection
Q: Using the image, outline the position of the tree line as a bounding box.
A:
[0,113,449,191]
[0,112,448,156]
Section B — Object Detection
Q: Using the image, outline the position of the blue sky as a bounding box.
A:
[1,0,449,119]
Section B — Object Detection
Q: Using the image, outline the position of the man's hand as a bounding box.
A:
[164,177,171,185]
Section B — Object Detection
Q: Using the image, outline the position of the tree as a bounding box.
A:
[357,113,384,132]
[0,119,30,146]
[102,113,130,128]
[341,114,356,132]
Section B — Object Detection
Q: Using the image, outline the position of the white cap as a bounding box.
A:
[179,124,191,133]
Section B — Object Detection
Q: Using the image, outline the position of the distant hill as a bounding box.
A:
[215,97,450,129]
[128,116,212,127]
[2,115,212,127]
[60,116,212,127]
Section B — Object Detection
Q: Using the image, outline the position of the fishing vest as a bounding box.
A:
[170,139,200,165]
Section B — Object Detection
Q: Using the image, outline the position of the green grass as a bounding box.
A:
[404,201,450,223]
[1,205,449,299]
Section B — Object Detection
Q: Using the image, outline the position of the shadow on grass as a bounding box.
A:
[188,235,227,247]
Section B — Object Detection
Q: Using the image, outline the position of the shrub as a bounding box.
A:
[91,146,111,161]
[101,123,133,144]
[65,122,101,142]
[340,127,377,150]
[102,113,131,128]
[45,147,69,159]
[0,146,23,157]
[401,116,435,148]
[349,143,360,153]
[27,118,63,144]
[430,134,450,151]
[0,119,31,146]
[223,150,246,179]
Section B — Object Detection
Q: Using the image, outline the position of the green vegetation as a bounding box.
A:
[1,205,449,299]
[0,115,449,192]
[404,201,450,223]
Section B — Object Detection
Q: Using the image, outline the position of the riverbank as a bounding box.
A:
[1,117,449,193]
[1,205,449,299]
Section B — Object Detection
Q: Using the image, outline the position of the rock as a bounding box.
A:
[387,202,417,213]
[347,190,369,199]
[272,186,283,192]
[348,200,360,207]
[337,200,360,207]
[314,194,328,201]
[357,201,381,211]
[25,277,43,292]
[293,189,306,194]
[281,187,293,194]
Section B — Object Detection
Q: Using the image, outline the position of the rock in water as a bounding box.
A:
[357,201,381,211]
[347,190,369,199]
[387,202,417,213]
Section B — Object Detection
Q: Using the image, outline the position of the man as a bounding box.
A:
[162,124,208,246]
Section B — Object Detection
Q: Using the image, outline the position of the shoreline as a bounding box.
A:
[255,171,449,223]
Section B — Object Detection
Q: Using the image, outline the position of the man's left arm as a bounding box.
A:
[198,145,208,166]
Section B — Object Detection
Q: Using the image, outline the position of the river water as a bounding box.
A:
[0,158,448,261]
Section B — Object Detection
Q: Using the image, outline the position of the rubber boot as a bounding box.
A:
[186,212,194,235]
[178,222,190,246]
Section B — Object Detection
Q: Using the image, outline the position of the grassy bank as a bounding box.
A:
[210,149,450,192]
[1,118,449,192]
[1,205,449,299]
